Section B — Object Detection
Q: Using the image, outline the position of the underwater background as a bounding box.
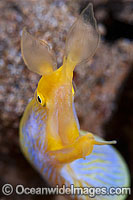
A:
[0,0,132,199]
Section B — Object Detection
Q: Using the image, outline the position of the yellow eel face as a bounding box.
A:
[19,3,130,199]
[36,66,79,147]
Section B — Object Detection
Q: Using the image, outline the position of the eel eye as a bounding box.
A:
[36,92,46,106]
[37,95,42,104]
